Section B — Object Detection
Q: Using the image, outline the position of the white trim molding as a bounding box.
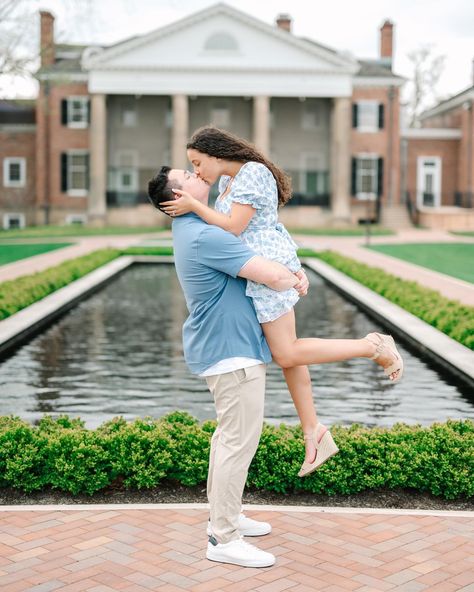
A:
[3,157,26,187]
[3,212,26,230]
[420,88,474,120]
[353,76,405,88]
[401,128,462,140]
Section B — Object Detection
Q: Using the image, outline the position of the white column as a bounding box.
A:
[88,93,107,225]
[330,97,351,222]
[253,95,270,156]
[171,94,189,169]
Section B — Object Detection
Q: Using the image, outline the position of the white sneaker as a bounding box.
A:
[206,513,272,537]
[206,535,275,568]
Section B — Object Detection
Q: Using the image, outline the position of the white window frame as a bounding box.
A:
[210,102,230,128]
[3,212,25,230]
[301,101,321,130]
[67,96,89,129]
[357,100,379,133]
[416,156,442,208]
[67,150,89,197]
[3,157,26,187]
[121,103,137,127]
[355,154,378,200]
[114,149,139,192]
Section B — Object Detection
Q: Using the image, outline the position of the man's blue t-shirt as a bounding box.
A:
[172,214,272,375]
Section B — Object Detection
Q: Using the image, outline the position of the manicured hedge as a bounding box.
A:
[0,247,173,321]
[0,412,472,500]
[0,249,119,321]
[311,251,474,350]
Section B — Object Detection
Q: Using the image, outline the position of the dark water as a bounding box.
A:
[0,264,472,428]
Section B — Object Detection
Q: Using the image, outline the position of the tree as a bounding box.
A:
[406,45,446,127]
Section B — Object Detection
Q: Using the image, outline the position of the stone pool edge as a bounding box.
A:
[302,257,474,387]
[0,255,173,358]
[0,254,472,388]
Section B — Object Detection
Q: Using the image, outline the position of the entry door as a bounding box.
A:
[416,157,441,207]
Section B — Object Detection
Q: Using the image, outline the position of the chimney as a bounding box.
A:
[276,13,292,33]
[380,19,394,70]
[40,11,55,67]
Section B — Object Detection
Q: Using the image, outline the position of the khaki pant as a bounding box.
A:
[205,364,266,544]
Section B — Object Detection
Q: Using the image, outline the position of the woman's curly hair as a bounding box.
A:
[187,126,292,206]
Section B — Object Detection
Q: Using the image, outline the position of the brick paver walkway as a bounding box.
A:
[0,505,473,592]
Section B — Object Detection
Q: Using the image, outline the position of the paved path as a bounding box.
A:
[0,505,473,592]
[0,235,149,283]
[294,229,474,306]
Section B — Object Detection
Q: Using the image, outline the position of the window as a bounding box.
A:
[61,151,90,196]
[115,150,138,192]
[3,157,26,187]
[204,32,239,51]
[66,214,87,225]
[353,101,384,132]
[3,213,25,230]
[121,103,137,127]
[210,102,230,127]
[61,97,89,128]
[352,155,382,199]
[301,101,321,130]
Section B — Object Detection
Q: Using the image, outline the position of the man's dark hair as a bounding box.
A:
[147,166,181,214]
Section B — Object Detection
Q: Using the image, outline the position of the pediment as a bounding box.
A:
[83,3,358,75]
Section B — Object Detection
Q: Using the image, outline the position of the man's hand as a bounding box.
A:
[294,268,309,296]
[161,189,198,217]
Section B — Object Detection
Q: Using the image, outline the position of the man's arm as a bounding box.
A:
[238,256,299,292]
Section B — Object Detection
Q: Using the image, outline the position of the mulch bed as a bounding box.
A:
[1,483,472,511]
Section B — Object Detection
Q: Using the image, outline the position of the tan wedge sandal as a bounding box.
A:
[298,423,339,478]
[366,332,404,383]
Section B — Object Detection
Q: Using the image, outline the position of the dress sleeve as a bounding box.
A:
[229,162,275,210]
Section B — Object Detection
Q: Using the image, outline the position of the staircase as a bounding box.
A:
[380,204,414,229]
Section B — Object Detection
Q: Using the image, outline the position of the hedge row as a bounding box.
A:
[0,246,173,321]
[0,412,472,499]
[307,250,474,350]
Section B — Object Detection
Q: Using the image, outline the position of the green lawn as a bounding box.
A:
[0,225,167,240]
[0,243,73,265]
[367,242,474,284]
[289,226,394,236]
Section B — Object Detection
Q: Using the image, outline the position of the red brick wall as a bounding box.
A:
[0,128,37,220]
[350,86,401,205]
[405,138,460,205]
[36,81,90,222]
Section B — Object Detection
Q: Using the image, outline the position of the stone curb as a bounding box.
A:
[0,503,472,518]
[302,257,474,386]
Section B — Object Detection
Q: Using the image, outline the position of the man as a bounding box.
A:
[148,167,307,568]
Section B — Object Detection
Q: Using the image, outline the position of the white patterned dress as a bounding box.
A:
[216,161,301,323]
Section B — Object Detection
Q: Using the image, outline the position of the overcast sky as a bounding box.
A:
[5,0,474,101]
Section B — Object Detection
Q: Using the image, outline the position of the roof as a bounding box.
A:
[420,84,474,120]
[356,59,404,79]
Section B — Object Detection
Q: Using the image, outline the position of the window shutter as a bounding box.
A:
[61,99,68,125]
[61,153,68,192]
[87,99,91,125]
[85,153,90,190]
[377,157,384,197]
[378,104,385,129]
[352,103,358,128]
[351,157,357,196]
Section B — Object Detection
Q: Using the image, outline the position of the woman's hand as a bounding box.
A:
[161,189,198,217]
[294,268,309,296]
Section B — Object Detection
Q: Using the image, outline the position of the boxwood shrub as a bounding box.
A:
[0,412,472,500]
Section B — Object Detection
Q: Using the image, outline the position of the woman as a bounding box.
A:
[161,126,403,477]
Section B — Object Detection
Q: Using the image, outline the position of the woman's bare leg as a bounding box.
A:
[262,310,396,372]
[282,365,318,463]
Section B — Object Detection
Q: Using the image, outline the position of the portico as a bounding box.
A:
[82,3,358,224]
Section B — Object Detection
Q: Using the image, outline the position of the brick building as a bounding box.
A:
[0,3,472,230]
